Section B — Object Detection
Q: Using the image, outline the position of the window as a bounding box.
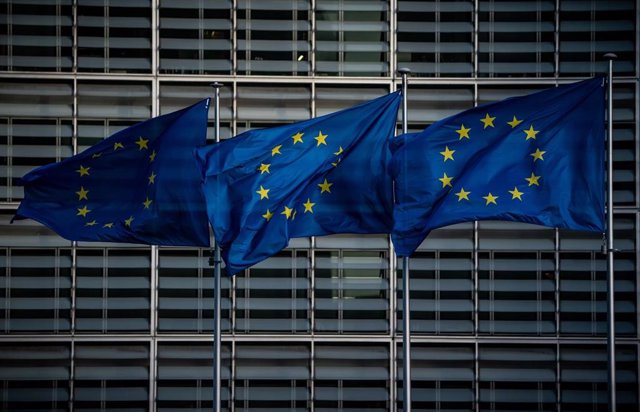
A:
[559,0,636,76]
[77,81,151,152]
[157,342,232,411]
[157,248,231,333]
[159,82,233,142]
[0,343,70,410]
[77,0,151,73]
[74,343,149,410]
[0,80,73,201]
[0,248,71,332]
[315,343,389,411]
[316,0,389,76]
[404,343,475,411]
[479,344,556,410]
[397,0,474,77]
[236,250,310,333]
[479,0,555,77]
[235,343,310,411]
[0,0,73,72]
[400,251,473,334]
[76,248,150,332]
[237,1,310,76]
[159,0,232,75]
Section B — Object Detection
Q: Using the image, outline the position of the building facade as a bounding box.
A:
[0,0,639,411]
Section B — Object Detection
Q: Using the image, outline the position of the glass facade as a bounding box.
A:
[0,0,638,411]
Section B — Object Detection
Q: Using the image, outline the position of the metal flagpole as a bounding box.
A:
[210,82,223,412]
[603,53,617,412]
[398,67,411,412]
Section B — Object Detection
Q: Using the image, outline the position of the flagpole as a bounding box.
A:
[398,67,411,412]
[210,82,223,412]
[604,53,617,412]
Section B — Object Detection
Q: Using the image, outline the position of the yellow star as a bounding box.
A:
[483,193,498,205]
[258,163,271,174]
[480,113,496,128]
[85,220,97,227]
[303,198,315,213]
[281,206,293,219]
[438,172,453,188]
[292,209,297,220]
[148,172,156,185]
[91,153,102,159]
[256,185,270,199]
[331,158,342,167]
[456,124,471,140]
[149,150,157,162]
[455,187,470,201]
[334,146,344,156]
[440,146,455,162]
[525,172,541,186]
[530,148,546,162]
[318,178,333,193]
[262,209,273,221]
[77,205,91,217]
[143,197,153,209]
[114,142,124,150]
[524,125,539,140]
[76,186,89,201]
[124,216,134,227]
[272,145,282,156]
[103,222,114,228]
[291,132,304,144]
[135,136,149,150]
[315,131,328,146]
[509,187,524,200]
[77,165,90,177]
[507,116,523,128]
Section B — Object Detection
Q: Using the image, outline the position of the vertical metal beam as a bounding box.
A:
[210,82,223,412]
[604,52,617,412]
[397,67,411,412]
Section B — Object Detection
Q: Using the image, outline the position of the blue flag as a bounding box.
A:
[195,91,401,275]
[14,99,211,247]
[391,78,606,256]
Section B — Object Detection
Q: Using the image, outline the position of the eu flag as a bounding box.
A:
[14,99,211,247]
[391,78,606,256]
[195,91,401,275]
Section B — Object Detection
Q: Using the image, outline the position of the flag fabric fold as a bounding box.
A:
[391,78,606,256]
[14,99,211,247]
[195,91,402,275]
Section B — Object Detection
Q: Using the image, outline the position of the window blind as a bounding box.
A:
[397,0,474,77]
[0,248,71,332]
[559,0,636,76]
[236,251,310,333]
[159,82,232,142]
[237,0,310,76]
[403,343,475,410]
[479,0,555,77]
[0,80,73,201]
[0,0,73,72]
[315,250,389,333]
[158,248,231,333]
[74,343,149,410]
[0,343,70,411]
[159,0,232,75]
[77,0,151,73]
[156,342,231,411]
[315,0,389,76]
[76,248,150,332]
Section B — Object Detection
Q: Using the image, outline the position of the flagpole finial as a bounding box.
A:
[397,67,411,75]
[210,82,223,89]
[603,53,618,60]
